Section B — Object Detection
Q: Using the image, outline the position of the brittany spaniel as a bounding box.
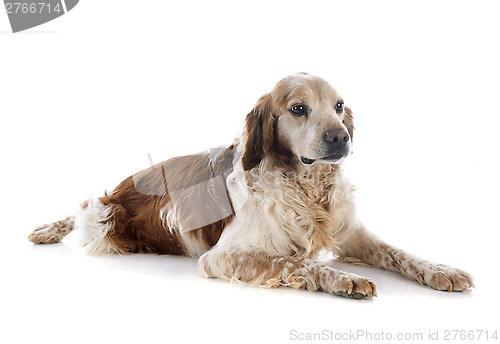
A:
[29,73,473,299]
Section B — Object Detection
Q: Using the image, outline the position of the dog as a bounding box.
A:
[28,73,473,299]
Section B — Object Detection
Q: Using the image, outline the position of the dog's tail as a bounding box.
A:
[28,216,75,244]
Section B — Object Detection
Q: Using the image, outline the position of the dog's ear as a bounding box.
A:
[343,106,355,140]
[242,93,274,171]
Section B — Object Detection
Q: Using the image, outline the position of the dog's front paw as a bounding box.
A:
[416,264,474,292]
[331,272,377,300]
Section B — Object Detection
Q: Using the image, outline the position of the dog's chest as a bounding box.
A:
[242,167,354,257]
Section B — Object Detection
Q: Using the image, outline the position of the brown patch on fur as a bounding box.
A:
[242,94,296,171]
[99,182,185,255]
[99,146,236,255]
[343,106,355,140]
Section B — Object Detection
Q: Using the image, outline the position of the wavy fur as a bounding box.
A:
[29,73,473,298]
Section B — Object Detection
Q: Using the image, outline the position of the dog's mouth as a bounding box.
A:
[300,154,344,165]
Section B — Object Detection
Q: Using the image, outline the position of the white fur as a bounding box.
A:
[75,198,120,254]
[199,144,360,277]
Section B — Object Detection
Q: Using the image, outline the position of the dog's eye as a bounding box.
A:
[290,104,306,116]
[335,101,344,113]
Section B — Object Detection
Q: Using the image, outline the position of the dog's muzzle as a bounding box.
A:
[300,128,351,165]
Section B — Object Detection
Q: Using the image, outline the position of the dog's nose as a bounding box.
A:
[324,128,349,144]
[324,128,350,158]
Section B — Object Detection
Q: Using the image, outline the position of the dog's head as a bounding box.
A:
[242,73,354,171]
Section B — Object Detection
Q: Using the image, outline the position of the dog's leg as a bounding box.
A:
[338,227,474,292]
[28,216,74,244]
[28,198,123,254]
[199,248,377,299]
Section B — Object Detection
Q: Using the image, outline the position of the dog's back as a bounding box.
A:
[28,145,236,257]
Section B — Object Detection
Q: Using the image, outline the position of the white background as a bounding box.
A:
[1,1,500,343]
